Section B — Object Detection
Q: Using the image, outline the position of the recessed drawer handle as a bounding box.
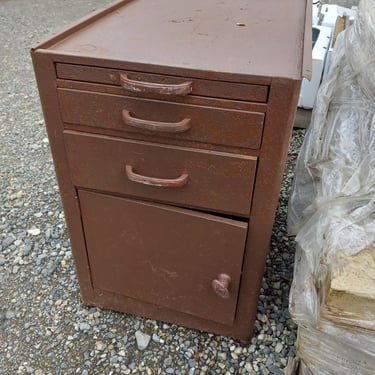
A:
[120,73,193,95]
[212,273,231,299]
[122,110,191,133]
[125,165,189,188]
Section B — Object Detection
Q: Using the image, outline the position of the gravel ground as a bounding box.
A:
[0,1,305,374]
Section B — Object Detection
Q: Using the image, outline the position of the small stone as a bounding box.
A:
[79,322,91,331]
[0,255,6,266]
[257,314,268,323]
[27,228,40,236]
[267,364,283,375]
[81,371,88,375]
[234,347,242,355]
[95,341,106,351]
[188,359,196,368]
[22,245,33,256]
[10,191,24,200]
[165,368,175,374]
[218,352,227,361]
[258,333,265,341]
[272,281,281,289]
[14,239,22,247]
[110,356,118,364]
[266,357,274,367]
[152,333,160,343]
[244,363,254,372]
[135,330,151,350]
[275,342,283,353]
[5,311,15,319]
[230,352,238,360]
[2,236,15,249]
[35,370,44,375]
[164,356,173,366]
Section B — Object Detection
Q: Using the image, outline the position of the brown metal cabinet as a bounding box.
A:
[31,0,311,342]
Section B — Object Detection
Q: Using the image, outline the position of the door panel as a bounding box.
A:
[79,190,248,325]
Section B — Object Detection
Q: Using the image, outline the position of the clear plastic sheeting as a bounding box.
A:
[287,0,375,373]
[297,325,375,375]
[288,0,375,320]
[289,0,375,314]
[288,0,375,236]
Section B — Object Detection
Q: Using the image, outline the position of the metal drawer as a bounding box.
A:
[56,63,269,103]
[64,131,257,216]
[58,88,265,149]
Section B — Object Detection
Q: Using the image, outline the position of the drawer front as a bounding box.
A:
[79,190,248,325]
[64,132,257,216]
[56,63,269,103]
[58,89,265,149]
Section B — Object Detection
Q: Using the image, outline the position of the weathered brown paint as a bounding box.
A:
[31,0,311,342]
[56,64,270,102]
[63,131,257,216]
[79,190,247,326]
[58,89,265,149]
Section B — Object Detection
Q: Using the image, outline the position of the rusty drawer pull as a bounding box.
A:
[120,73,193,95]
[125,165,189,188]
[212,273,231,299]
[122,110,191,133]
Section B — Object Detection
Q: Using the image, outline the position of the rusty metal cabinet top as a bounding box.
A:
[34,0,311,80]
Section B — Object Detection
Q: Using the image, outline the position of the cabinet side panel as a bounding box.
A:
[252,78,301,217]
[230,78,301,341]
[30,51,95,302]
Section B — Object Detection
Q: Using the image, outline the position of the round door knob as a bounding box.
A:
[212,273,231,299]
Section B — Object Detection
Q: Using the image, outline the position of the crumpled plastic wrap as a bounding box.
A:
[287,0,375,372]
[288,0,375,324]
[297,324,375,375]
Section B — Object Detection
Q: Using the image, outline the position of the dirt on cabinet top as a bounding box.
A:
[35,0,312,80]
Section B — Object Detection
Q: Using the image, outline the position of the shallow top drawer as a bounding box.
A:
[56,63,269,103]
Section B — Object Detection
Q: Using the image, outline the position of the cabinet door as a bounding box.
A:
[79,190,248,325]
